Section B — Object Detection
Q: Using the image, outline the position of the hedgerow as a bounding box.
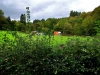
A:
[0,31,100,75]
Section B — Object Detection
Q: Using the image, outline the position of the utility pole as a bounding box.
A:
[26,7,30,30]
[26,7,30,24]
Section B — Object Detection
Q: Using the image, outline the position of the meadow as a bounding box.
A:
[0,30,93,46]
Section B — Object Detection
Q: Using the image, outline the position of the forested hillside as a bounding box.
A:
[0,5,100,36]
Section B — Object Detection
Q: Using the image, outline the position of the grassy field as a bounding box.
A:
[0,31,27,43]
[52,35,92,45]
[0,30,94,46]
[0,31,14,42]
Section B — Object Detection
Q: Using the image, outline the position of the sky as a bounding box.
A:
[0,0,100,21]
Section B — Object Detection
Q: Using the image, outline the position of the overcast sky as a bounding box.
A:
[0,0,100,21]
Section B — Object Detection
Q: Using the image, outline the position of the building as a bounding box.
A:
[54,31,61,35]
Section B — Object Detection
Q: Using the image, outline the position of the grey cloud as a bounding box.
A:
[0,0,99,21]
[0,0,26,20]
[31,0,71,20]
[0,0,75,21]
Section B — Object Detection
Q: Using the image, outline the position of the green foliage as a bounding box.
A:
[33,19,41,24]
[72,23,82,35]
[0,9,4,16]
[94,20,100,36]
[79,12,87,19]
[81,16,94,35]
[92,5,100,20]
[70,10,81,17]
[1,16,16,31]
[1,5,100,36]
[0,31,100,75]
[15,21,25,31]
[20,14,26,25]
[0,9,6,30]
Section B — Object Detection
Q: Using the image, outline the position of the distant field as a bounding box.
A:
[0,31,94,46]
[0,31,27,43]
[0,31,14,42]
[51,35,93,46]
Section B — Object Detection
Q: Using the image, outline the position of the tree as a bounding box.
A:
[6,16,11,24]
[68,16,78,26]
[55,18,67,34]
[34,22,43,32]
[45,18,55,34]
[54,23,62,31]
[15,21,25,31]
[10,20,16,31]
[64,22,72,34]
[70,10,81,17]
[33,19,40,24]
[92,5,100,20]
[20,14,26,25]
[0,9,6,30]
[72,23,82,35]
[81,16,94,35]
[0,9,4,16]
[3,16,12,30]
[79,12,87,19]
[94,20,100,36]
[41,19,45,21]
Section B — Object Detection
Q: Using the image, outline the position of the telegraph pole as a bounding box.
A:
[26,7,30,24]
[26,7,30,31]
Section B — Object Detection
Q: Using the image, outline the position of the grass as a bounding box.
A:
[50,35,93,46]
[0,31,94,45]
[0,31,14,42]
[0,31,28,43]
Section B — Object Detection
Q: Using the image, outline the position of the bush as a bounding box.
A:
[0,31,100,75]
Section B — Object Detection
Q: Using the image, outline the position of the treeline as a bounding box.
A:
[0,5,100,36]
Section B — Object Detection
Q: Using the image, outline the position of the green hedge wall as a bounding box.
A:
[0,32,100,75]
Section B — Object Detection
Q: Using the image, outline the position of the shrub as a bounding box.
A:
[0,31,100,75]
